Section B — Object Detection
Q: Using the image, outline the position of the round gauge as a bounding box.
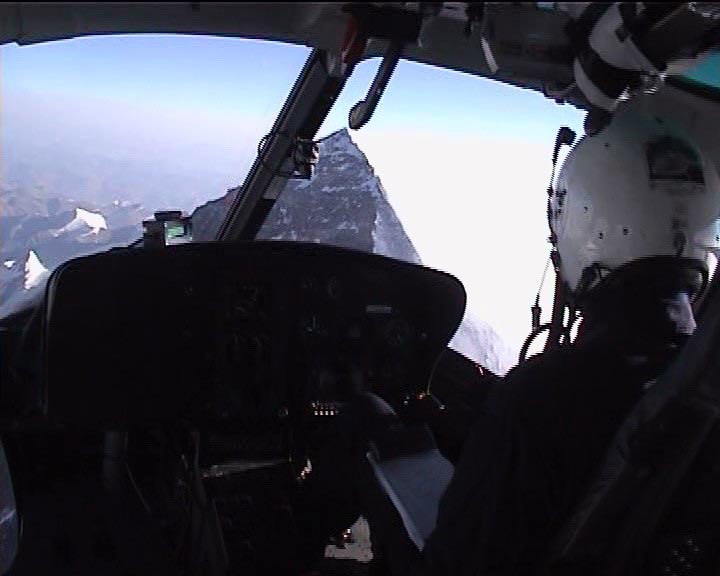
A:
[326,276,342,300]
[300,275,318,293]
[304,314,320,335]
[233,285,260,320]
[300,313,327,340]
[346,323,362,340]
[383,318,412,348]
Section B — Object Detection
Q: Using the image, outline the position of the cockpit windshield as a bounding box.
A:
[1,33,588,373]
[1,35,310,315]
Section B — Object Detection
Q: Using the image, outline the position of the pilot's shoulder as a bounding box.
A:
[484,346,604,436]
[500,345,600,402]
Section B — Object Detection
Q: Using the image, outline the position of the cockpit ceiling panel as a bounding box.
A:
[0,3,348,49]
[0,2,578,105]
[5,3,719,113]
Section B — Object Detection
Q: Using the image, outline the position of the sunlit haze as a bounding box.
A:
[2,35,585,354]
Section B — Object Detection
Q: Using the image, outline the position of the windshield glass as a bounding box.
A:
[1,35,310,316]
[195,57,585,373]
[1,35,587,374]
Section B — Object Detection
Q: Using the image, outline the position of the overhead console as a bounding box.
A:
[8,242,465,429]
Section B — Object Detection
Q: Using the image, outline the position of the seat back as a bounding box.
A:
[545,286,720,576]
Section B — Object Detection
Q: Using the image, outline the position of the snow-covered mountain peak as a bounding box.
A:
[52,207,108,237]
[24,250,49,290]
[191,127,517,374]
[1,191,147,317]
[317,130,376,181]
[319,128,360,156]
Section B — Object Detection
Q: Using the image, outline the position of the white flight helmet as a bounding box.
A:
[550,108,720,298]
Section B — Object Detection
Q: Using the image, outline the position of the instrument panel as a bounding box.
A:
[35,241,466,428]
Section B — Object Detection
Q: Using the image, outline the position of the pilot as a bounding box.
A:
[418,108,720,575]
[298,105,720,576]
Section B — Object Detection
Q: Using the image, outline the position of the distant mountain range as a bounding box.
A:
[0,129,516,373]
[0,190,148,316]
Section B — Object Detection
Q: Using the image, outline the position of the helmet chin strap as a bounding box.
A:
[519,249,571,363]
[545,250,570,353]
[518,126,577,363]
[520,257,610,363]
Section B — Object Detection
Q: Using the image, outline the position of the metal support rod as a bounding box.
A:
[348,40,403,130]
[216,49,351,242]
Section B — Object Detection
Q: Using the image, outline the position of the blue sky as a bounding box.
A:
[4,35,308,112]
[2,34,586,354]
[4,34,582,140]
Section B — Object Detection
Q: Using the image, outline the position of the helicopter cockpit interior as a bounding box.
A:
[3,3,720,575]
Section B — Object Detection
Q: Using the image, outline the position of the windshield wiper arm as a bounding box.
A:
[349,40,403,130]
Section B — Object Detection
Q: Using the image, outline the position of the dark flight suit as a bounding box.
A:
[422,333,678,575]
[299,260,701,576]
[421,263,700,575]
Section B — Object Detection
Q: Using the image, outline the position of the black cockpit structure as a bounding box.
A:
[3,3,720,575]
